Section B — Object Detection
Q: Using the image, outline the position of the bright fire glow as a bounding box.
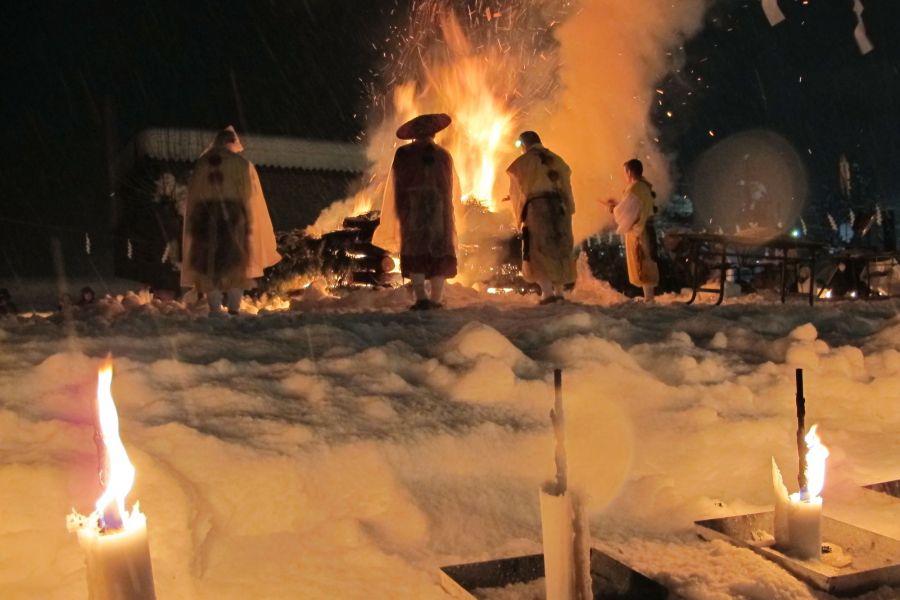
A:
[389,13,517,212]
[803,424,829,499]
[94,360,137,530]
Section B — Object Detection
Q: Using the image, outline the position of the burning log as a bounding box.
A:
[262,211,399,293]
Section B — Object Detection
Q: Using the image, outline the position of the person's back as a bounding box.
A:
[375,113,458,310]
[392,140,452,192]
[188,149,252,206]
[391,138,457,269]
[508,147,572,203]
[506,132,576,302]
[181,127,280,313]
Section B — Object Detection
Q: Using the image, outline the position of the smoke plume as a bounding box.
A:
[534,0,708,241]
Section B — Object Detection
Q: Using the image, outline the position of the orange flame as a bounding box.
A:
[390,13,518,213]
[803,424,829,499]
[94,360,137,530]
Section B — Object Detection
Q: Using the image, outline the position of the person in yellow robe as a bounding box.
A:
[608,158,659,302]
[181,126,281,314]
[506,131,576,304]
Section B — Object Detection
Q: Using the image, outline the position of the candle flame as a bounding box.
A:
[803,424,829,499]
[93,360,137,530]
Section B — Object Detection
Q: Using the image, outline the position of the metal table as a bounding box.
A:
[673,233,824,306]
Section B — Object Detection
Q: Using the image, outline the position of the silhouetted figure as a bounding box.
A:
[182,126,281,315]
[373,113,460,310]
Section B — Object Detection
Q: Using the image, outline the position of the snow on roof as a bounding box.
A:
[135,128,369,173]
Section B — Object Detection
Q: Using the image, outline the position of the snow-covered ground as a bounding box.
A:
[0,282,898,599]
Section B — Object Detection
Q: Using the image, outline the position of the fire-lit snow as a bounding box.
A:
[0,283,898,599]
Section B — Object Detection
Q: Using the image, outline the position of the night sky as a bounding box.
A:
[660,0,900,224]
[2,0,899,278]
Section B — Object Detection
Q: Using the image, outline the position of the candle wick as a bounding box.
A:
[100,503,124,532]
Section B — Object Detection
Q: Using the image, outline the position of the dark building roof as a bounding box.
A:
[123,128,370,174]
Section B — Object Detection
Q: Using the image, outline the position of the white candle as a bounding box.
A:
[771,425,829,560]
[68,509,156,600]
[786,493,823,560]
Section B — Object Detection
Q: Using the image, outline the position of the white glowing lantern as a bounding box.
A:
[772,424,830,560]
[67,360,156,600]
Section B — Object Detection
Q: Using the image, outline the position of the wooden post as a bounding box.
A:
[552,369,567,493]
[796,368,808,495]
[541,369,592,600]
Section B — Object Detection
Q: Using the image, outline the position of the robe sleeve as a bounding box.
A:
[450,159,462,223]
[449,158,461,250]
[613,192,640,235]
[247,162,281,272]
[372,164,401,253]
[561,165,575,215]
[507,171,526,226]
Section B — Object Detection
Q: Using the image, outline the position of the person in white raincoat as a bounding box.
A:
[181,126,281,314]
[607,158,659,302]
[506,131,576,304]
[373,113,460,310]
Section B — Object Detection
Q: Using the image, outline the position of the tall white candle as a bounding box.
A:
[540,369,591,600]
[541,486,577,600]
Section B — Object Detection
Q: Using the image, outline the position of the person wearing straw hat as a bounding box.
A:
[506,131,576,304]
[373,113,460,310]
[606,158,659,302]
[181,126,281,315]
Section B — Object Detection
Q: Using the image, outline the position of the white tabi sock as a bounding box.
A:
[539,279,553,298]
[430,276,446,303]
[410,273,428,301]
[207,290,224,313]
[226,288,243,314]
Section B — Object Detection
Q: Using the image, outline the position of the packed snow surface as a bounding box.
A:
[0,284,898,599]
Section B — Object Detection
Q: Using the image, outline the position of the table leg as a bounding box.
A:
[808,251,816,306]
[687,240,699,305]
[716,243,727,306]
[780,249,787,304]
